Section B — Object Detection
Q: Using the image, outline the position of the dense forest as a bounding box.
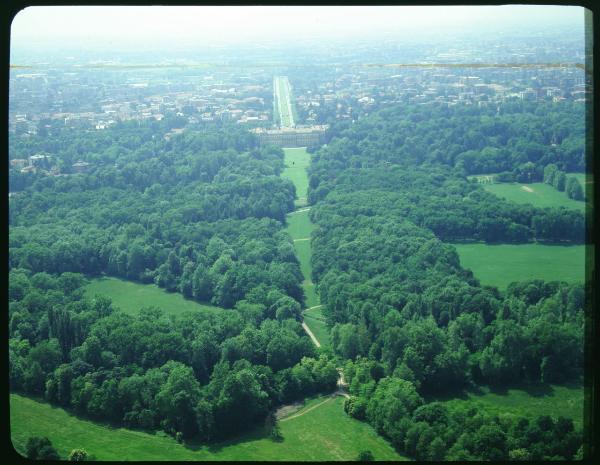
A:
[306,101,587,460]
[9,122,338,441]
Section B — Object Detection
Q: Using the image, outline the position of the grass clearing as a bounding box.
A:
[274,76,295,128]
[281,147,311,207]
[84,276,223,316]
[482,182,586,211]
[293,240,313,283]
[281,147,330,347]
[432,382,583,430]
[302,281,319,309]
[303,306,331,348]
[285,208,313,240]
[451,243,586,290]
[10,394,406,461]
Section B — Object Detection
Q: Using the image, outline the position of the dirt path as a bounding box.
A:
[280,396,334,422]
[288,207,311,214]
[521,185,534,192]
[302,322,321,348]
[304,304,324,312]
[336,369,350,399]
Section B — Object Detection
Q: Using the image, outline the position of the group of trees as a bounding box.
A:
[308,103,586,392]
[342,361,581,461]
[304,101,587,458]
[25,437,90,461]
[9,270,338,441]
[10,124,305,312]
[9,123,341,444]
[10,96,588,459]
[543,163,585,200]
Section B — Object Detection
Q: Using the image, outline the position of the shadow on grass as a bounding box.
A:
[424,384,480,402]
[487,384,510,396]
[183,425,270,453]
[520,382,555,397]
[482,381,563,398]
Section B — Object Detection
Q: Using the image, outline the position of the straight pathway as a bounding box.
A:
[301,321,321,348]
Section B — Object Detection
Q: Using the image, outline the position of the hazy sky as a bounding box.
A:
[11,5,586,49]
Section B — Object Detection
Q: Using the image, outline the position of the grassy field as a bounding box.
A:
[274,76,295,128]
[482,182,586,211]
[84,276,223,316]
[451,243,586,290]
[432,382,584,430]
[302,280,319,310]
[281,147,330,348]
[10,394,406,461]
[281,147,311,207]
[303,306,331,348]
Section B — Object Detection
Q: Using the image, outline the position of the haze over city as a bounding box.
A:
[11,5,586,54]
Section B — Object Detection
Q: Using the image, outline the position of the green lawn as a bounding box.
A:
[281,147,330,347]
[84,276,223,316]
[303,306,331,348]
[482,182,586,211]
[274,76,295,128]
[281,147,311,207]
[285,209,313,240]
[302,280,319,310]
[451,243,586,290]
[293,240,313,284]
[10,394,406,461]
[432,382,584,430]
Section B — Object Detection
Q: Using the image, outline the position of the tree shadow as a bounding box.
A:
[487,384,509,396]
[183,425,270,453]
[520,382,554,397]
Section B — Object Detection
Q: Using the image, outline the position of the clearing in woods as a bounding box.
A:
[281,147,311,208]
[10,394,407,461]
[482,182,587,211]
[282,147,331,347]
[274,76,295,128]
[84,276,223,316]
[451,242,587,290]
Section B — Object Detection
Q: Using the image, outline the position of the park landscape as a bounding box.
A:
[10,141,586,460]
[9,6,591,462]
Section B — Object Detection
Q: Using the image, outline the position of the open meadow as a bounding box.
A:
[84,276,223,316]
[274,76,295,128]
[10,394,406,461]
[281,147,311,207]
[482,182,586,211]
[451,243,586,290]
[282,147,330,347]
